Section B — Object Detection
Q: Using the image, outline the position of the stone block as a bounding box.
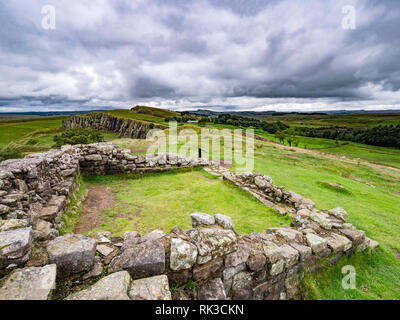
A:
[129,275,171,300]
[46,234,97,274]
[109,240,165,278]
[197,278,227,300]
[0,264,57,300]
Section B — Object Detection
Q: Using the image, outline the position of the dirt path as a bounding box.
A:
[74,186,116,234]
[130,148,147,154]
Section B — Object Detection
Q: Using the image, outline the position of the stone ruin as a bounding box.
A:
[0,143,378,300]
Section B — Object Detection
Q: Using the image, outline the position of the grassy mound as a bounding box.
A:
[317,181,353,196]
[104,109,167,123]
[130,105,179,118]
[101,106,179,124]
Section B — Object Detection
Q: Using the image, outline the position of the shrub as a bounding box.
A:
[53,128,104,148]
[0,144,23,161]
[26,138,39,145]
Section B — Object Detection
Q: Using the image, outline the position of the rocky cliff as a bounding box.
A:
[62,112,166,139]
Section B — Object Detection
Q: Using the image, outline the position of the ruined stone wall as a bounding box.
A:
[62,113,167,139]
[0,143,207,270]
[0,143,378,300]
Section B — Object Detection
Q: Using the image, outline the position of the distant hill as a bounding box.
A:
[104,108,174,124]
[130,105,179,118]
[186,109,328,117]
[186,109,400,117]
[0,110,109,118]
[60,106,181,127]
[0,110,110,116]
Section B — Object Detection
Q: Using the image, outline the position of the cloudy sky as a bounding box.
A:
[1,0,400,112]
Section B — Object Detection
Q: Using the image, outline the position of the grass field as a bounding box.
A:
[104,109,166,123]
[131,105,179,118]
[0,116,119,157]
[68,169,291,237]
[256,112,400,128]
[239,139,400,300]
[256,130,400,168]
[0,117,66,148]
[0,114,44,121]
[67,131,400,300]
[104,106,179,124]
[1,110,400,300]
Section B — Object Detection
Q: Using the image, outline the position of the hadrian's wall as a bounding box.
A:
[0,143,378,300]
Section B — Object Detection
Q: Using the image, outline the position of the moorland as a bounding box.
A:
[1,107,399,300]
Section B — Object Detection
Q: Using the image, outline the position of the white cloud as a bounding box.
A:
[0,0,399,111]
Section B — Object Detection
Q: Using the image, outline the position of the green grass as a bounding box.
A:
[0,114,45,121]
[76,132,400,299]
[2,109,400,299]
[250,144,400,249]
[130,105,179,118]
[256,112,400,128]
[78,168,291,237]
[256,131,400,168]
[302,247,400,300]
[257,130,342,148]
[236,139,400,299]
[104,109,163,123]
[318,142,400,168]
[59,176,86,235]
[316,181,353,196]
[86,107,180,127]
[112,128,250,167]
[0,117,120,158]
[103,109,174,125]
[0,117,66,148]
[111,138,154,155]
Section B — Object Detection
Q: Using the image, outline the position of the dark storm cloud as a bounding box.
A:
[0,0,399,112]
[129,76,176,99]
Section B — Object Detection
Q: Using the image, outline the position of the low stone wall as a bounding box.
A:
[206,165,326,217]
[0,143,207,270]
[0,143,378,300]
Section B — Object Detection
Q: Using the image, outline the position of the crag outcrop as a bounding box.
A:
[62,112,166,139]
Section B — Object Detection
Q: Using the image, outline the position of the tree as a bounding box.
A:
[53,128,104,148]
[292,137,300,147]
[284,128,296,147]
[293,124,400,149]
[275,131,286,144]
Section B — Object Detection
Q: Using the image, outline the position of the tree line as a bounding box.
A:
[198,114,289,134]
[165,112,400,149]
[295,124,400,148]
